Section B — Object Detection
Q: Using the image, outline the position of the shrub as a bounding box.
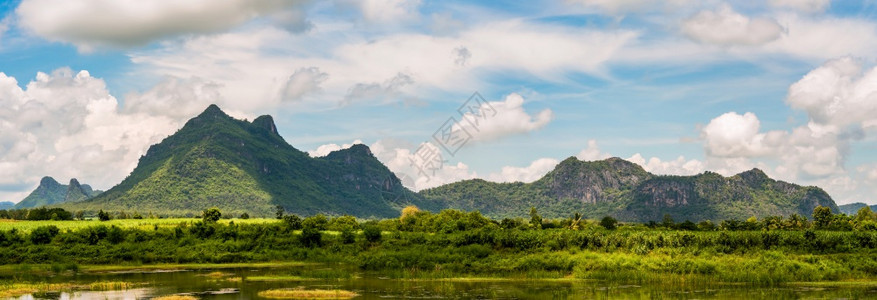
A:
[202,207,222,223]
[363,225,382,243]
[30,225,60,244]
[600,216,617,230]
[98,210,111,221]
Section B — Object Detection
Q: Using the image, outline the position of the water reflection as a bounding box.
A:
[6,265,876,299]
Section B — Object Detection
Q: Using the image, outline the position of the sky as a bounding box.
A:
[1,0,877,205]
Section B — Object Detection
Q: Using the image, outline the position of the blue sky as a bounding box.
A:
[1,0,877,205]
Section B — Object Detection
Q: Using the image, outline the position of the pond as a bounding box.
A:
[5,264,876,299]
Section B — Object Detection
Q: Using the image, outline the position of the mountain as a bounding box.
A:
[14,177,102,209]
[0,202,13,210]
[420,157,839,222]
[66,105,432,218]
[839,203,877,215]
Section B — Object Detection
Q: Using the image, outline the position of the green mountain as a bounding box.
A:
[0,202,13,210]
[839,203,877,215]
[67,105,432,217]
[14,177,102,209]
[420,157,839,222]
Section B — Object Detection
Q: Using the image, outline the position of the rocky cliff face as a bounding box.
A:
[537,157,651,204]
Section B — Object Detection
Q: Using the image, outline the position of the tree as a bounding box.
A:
[283,214,302,230]
[785,214,808,230]
[299,221,322,247]
[760,215,783,231]
[662,214,675,229]
[363,224,382,243]
[202,207,222,223]
[275,205,285,220]
[29,225,59,244]
[678,220,697,231]
[98,210,110,221]
[813,205,833,229]
[400,205,420,221]
[529,207,542,230]
[697,220,716,231]
[855,206,876,223]
[240,212,250,219]
[599,216,617,230]
[75,211,85,220]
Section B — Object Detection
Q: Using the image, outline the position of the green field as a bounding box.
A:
[0,218,280,233]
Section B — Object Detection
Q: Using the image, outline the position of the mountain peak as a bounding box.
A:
[737,168,770,186]
[39,176,59,187]
[69,178,81,187]
[197,104,229,119]
[252,115,279,135]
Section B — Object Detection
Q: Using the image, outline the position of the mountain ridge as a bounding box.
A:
[65,105,431,217]
[14,177,102,209]
[421,156,838,222]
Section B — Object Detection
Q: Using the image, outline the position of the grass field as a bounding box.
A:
[0,218,280,233]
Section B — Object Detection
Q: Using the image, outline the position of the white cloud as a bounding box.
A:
[786,57,877,129]
[682,4,784,46]
[0,69,182,202]
[702,112,779,158]
[769,0,831,13]
[341,0,422,24]
[281,67,328,102]
[627,153,705,176]
[123,77,224,121]
[307,139,363,157]
[765,14,877,60]
[15,0,310,51]
[129,20,637,110]
[487,158,559,183]
[370,139,477,191]
[576,139,611,161]
[455,93,553,142]
[343,73,415,106]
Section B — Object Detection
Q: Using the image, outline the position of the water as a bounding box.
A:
[5,265,875,299]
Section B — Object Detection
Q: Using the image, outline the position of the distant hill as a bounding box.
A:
[839,203,877,215]
[0,202,13,210]
[65,105,434,217]
[14,177,102,209]
[421,157,839,222]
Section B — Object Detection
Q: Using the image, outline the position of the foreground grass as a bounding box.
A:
[258,288,359,299]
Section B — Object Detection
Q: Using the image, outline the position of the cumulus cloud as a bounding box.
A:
[786,57,877,129]
[343,73,415,106]
[305,139,477,191]
[769,0,830,13]
[281,67,328,102]
[682,4,784,46]
[627,153,705,176]
[487,158,559,183]
[15,0,310,51]
[307,139,363,157]
[702,112,781,158]
[123,77,224,121]
[576,139,611,161]
[0,69,182,202]
[453,93,553,142]
[370,139,476,191]
[695,57,877,203]
[130,20,637,108]
[339,0,422,24]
